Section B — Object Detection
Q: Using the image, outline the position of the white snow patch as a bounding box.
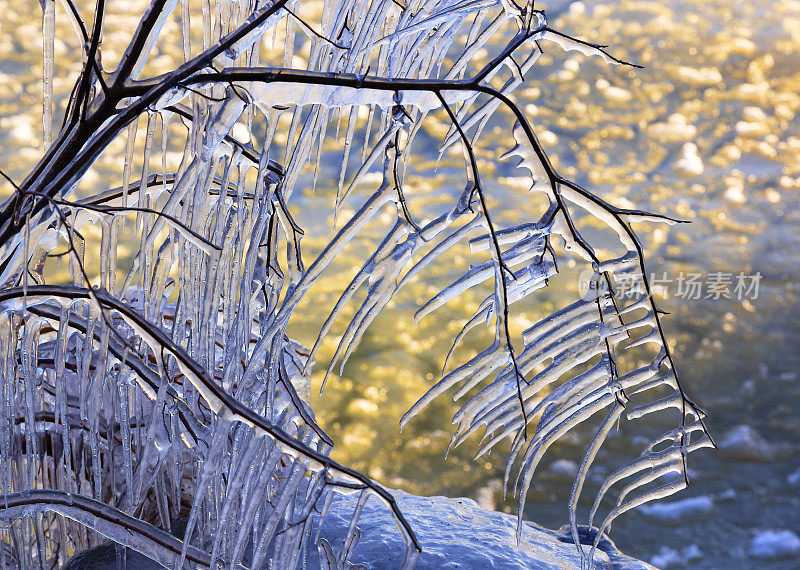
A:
[475,479,503,511]
[743,106,768,122]
[231,122,251,144]
[650,544,702,568]
[650,547,681,568]
[568,1,586,16]
[748,530,800,560]
[719,425,774,462]
[639,495,714,525]
[539,130,559,146]
[778,175,796,189]
[676,66,722,87]
[564,58,581,74]
[648,114,697,143]
[0,116,37,144]
[735,121,769,137]
[674,143,703,177]
[596,78,633,103]
[723,175,746,204]
[550,459,578,477]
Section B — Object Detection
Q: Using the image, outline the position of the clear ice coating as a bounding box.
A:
[42,0,56,150]
[0,0,710,567]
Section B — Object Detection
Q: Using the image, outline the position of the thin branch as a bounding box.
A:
[391,131,421,233]
[543,27,644,69]
[436,91,530,440]
[72,0,106,124]
[282,4,351,50]
[0,491,217,566]
[25,191,222,253]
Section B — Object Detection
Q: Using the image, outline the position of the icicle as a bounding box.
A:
[543,30,626,66]
[209,433,260,563]
[568,404,624,565]
[335,119,359,224]
[42,0,55,150]
[315,490,335,544]
[340,490,369,562]
[414,237,543,323]
[128,0,180,79]
[229,443,281,568]
[177,426,228,569]
[200,92,247,163]
[117,373,135,514]
[21,319,43,488]
[181,0,191,61]
[250,462,306,568]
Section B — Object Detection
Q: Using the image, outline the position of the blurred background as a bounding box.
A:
[1,0,799,567]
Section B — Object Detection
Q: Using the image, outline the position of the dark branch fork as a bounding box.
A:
[0,0,291,248]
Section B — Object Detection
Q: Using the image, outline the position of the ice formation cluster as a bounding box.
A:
[0,0,710,567]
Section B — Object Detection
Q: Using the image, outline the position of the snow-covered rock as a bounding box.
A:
[719,425,775,462]
[747,530,800,560]
[638,495,714,525]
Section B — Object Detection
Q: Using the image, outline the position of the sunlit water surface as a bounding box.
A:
[1,0,799,567]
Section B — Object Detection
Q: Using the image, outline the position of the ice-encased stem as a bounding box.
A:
[42,0,55,150]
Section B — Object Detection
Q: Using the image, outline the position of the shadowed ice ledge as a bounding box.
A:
[65,488,653,569]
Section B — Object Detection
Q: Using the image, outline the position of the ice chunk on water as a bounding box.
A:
[650,544,702,568]
[748,530,800,560]
[638,495,714,525]
[719,424,775,462]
